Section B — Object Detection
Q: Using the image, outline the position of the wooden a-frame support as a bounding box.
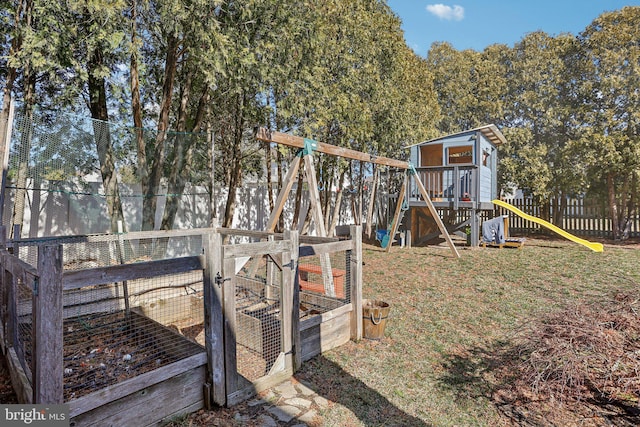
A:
[255,128,460,259]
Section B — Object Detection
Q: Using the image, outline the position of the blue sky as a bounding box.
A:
[387,1,640,55]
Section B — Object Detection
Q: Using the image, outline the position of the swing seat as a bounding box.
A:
[376,229,389,242]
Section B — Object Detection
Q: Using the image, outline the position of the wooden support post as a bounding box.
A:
[349,225,363,341]
[281,230,296,371]
[471,210,480,247]
[265,156,301,233]
[33,244,63,403]
[6,253,16,349]
[222,255,237,402]
[287,230,301,370]
[203,224,226,406]
[411,170,461,258]
[0,226,5,351]
[385,177,407,253]
[246,156,301,279]
[117,221,131,317]
[302,153,335,296]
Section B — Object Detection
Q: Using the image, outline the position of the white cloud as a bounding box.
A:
[426,4,465,21]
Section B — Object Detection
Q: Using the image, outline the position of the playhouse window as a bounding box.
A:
[482,149,490,167]
[447,145,473,164]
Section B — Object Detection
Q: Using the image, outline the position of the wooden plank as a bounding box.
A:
[217,228,282,240]
[300,311,351,361]
[226,367,294,407]
[223,239,290,259]
[281,230,294,372]
[302,153,336,297]
[256,128,409,170]
[299,235,340,244]
[298,240,352,257]
[11,227,217,247]
[288,231,302,371]
[68,352,207,417]
[203,228,226,406]
[33,244,63,403]
[63,256,203,290]
[71,365,206,427]
[222,256,238,400]
[1,251,38,277]
[264,156,301,233]
[412,169,461,258]
[349,225,363,341]
[385,177,407,253]
[6,346,33,403]
[299,303,352,330]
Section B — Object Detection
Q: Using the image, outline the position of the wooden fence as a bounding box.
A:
[497,197,640,238]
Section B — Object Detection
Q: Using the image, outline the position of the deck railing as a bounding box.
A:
[409,165,478,203]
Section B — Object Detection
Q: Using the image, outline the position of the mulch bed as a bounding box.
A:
[0,352,18,403]
[492,292,640,426]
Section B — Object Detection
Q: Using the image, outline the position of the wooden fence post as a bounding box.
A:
[222,254,237,401]
[33,244,63,403]
[283,230,300,371]
[203,223,226,407]
[350,225,363,341]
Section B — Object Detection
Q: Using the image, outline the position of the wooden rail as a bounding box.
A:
[256,128,409,169]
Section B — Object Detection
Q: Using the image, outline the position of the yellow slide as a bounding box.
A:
[492,199,604,253]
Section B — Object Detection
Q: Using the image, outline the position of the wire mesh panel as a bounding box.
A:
[3,111,211,238]
[234,254,283,383]
[61,269,205,401]
[13,272,35,388]
[298,249,350,318]
[13,233,204,271]
[3,233,208,402]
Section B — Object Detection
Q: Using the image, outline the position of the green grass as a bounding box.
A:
[297,238,640,426]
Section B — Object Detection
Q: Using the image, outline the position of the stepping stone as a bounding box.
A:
[256,414,278,427]
[268,405,301,423]
[296,382,316,396]
[285,397,312,409]
[275,381,298,399]
[314,396,329,409]
[299,409,318,424]
[248,398,268,407]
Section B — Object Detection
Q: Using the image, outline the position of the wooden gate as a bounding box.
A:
[215,230,299,406]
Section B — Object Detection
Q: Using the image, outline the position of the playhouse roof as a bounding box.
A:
[405,124,507,148]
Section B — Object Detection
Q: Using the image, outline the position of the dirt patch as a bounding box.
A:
[60,311,203,401]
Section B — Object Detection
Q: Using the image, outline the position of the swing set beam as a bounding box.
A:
[255,127,460,258]
[256,128,409,169]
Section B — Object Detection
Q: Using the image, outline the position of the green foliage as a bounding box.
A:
[2,1,639,233]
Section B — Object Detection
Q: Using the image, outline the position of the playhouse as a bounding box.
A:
[404,124,506,247]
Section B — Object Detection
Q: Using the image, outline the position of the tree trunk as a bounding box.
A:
[142,34,179,232]
[130,0,148,222]
[607,172,620,240]
[87,46,127,235]
[10,70,35,239]
[160,79,209,231]
[222,94,245,229]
